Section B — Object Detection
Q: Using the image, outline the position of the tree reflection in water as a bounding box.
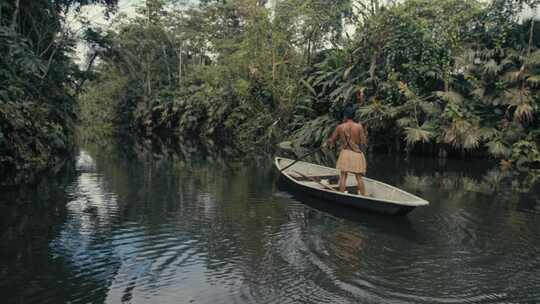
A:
[1,137,539,303]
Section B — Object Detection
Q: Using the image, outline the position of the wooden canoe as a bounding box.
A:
[275,157,429,215]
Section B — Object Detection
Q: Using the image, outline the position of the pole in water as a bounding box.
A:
[279,147,321,172]
[277,141,294,150]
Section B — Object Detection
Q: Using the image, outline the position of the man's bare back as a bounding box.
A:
[329,120,367,151]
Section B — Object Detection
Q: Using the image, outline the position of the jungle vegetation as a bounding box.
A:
[3,0,540,186]
[79,0,540,171]
[0,0,117,185]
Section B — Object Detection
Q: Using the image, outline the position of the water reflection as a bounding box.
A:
[1,140,540,304]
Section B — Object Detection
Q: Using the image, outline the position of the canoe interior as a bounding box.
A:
[276,157,428,207]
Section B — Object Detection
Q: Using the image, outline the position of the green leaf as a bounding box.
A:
[463,132,481,149]
[435,90,464,104]
[404,127,432,145]
[396,117,414,127]
[300,79,317,96]
[343,65,354,79]
[487,141,511,157]
[526,75,540,87]
[483,59,501,75]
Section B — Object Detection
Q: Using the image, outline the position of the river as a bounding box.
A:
[1,142,540,304]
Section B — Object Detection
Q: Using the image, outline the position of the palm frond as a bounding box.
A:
[478,127,498,140]
[435,90,464,104]
[357,102,392,118]
[502,70,523,83]
[514,103,535,122]
[398,81,422,102]
[444,129,458,147]
[483,59,502,76]
[290,115,336,146]
[526,75,540,87]
[472,87,485,99]
[455,49,476,70]
[464,49,477,62]
[443,119,479,149]
[527,49,540,66]
[343,65,355,79]
[463,131,481,149]
[404,126,432,145]
[396,117,414,127]
[503,88,532,106]
[486,140,511,157]
[419,101,440,115]
[300,79,317,96]
[480,49,496,60]
[499,57,514,69]
[505,49,523,61]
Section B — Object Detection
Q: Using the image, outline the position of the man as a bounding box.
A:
[326,106,368,195]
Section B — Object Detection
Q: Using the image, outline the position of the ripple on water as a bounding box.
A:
[4,151,540,304]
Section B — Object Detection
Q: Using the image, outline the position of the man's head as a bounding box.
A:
[343,105,355,120]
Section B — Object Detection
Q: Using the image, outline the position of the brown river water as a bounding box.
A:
[1,143,540,304]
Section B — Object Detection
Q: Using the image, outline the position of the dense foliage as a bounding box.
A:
[80,0,540,170]
[0,0,117,185]
[292,0,540,170]
[79,0,353,150]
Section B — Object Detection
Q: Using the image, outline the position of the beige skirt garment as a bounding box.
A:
[336,149,366,174]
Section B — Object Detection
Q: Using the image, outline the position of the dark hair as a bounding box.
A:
[343,105,355,120]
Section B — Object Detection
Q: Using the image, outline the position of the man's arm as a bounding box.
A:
[326,125,340,147]
[359,124,368,145]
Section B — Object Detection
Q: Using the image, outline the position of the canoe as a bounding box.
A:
[275,157,429,215]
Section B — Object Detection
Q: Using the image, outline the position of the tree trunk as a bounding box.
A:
[521,19,535,94]
[306,37,311,65]
[177,45,182,86]
[162,45,171,86]
[177,51,181,86]
[368,50,377,79]
[272,46,276,83]
[146,52,151,96]
[527,19,535,58]
[75,52,99,96]
[145,3,151,96]
[11,0,20,30]
[444,52,451,92]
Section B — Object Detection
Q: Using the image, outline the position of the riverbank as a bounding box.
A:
[78,0,540,172]
[4,0,540,186]
[0,0,116,186]
[79,133,540,196]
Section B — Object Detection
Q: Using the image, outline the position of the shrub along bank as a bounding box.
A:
[0,0,117,185]
[80,0,540,170]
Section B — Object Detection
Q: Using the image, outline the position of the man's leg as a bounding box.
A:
[355,174,366,196]
[339,171,348,192]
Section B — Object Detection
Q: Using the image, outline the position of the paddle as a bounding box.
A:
[278,146,322,172]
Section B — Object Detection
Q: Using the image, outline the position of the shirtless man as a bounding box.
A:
[326,106,368,195]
